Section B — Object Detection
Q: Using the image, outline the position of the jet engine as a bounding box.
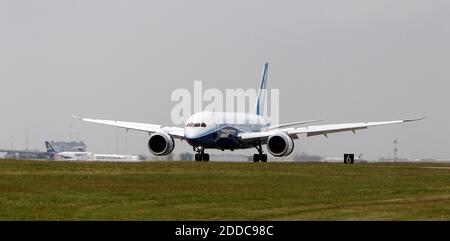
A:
[267,133,294,157]
[148,132,175,156]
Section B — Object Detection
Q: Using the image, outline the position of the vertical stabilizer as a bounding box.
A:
[45,141,57,154]
[254,62,269,116]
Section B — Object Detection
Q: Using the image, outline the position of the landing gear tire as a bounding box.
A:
[194,153,209,162]
[253,154,260,162]
[195,154,202,162]
[261,154,268,162]
[203,154,210,162]
[253,154,267,162]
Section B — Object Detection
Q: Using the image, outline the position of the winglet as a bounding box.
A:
[404,117,425,122]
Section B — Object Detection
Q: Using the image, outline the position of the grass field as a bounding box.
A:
[0,159,449,220]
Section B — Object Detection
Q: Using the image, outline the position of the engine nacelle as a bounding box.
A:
[148,132,175,156]
[267,133,294,157]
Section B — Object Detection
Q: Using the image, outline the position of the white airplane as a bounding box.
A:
[46,141,96,160]
[45,141,139,161]
[73,63,423,162]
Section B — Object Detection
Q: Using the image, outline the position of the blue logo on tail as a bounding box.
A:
[45,141,57,154]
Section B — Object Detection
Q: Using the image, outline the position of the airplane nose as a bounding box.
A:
[184,127,196,138]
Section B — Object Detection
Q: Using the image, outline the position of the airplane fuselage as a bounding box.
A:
[184,111,269,150]
[55,151,96,160]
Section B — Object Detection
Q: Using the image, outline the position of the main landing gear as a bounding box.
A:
[253,143,268,163]
[194,146,210,162]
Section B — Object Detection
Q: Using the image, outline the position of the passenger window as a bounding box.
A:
[194,123,200,127]
[201,123,206,127]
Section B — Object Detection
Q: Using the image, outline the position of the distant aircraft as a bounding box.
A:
[45,141,95,160]
[45,141,139,161]
[73,63,423,162]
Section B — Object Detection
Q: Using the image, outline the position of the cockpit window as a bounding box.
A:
[186,122,206,128]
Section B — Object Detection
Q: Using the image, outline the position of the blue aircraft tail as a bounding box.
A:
[45,141,57,154]
[254,62,269,116]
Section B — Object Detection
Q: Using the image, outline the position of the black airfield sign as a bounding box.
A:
[344,154,354,164]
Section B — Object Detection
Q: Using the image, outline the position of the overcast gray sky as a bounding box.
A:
[0,0,448,159]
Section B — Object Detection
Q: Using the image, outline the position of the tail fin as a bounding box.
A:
[254,62,269,116]
[45,141,57,154]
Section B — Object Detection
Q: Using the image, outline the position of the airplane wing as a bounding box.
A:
[238,118,424,141]
[266,119,323,130]
[72,115,185,139]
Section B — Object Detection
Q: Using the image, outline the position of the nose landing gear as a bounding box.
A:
[194,146,210,162]
[253,143,268,162]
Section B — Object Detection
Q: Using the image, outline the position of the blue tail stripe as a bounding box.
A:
[260,63,269,89]
[256,62,269,116]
